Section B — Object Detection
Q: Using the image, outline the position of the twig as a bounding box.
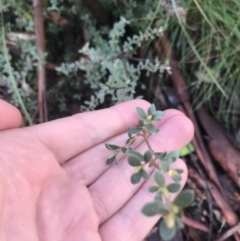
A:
[103,83,126,90]
[216,223,240,241]
[154,34,224,196]
[137,132,161,170]
[196,107,240,189]
[190,153,213,241]
[33,0,48,122]
[0,5,33,125]
[188,167,240,236]
[182,216,209,232]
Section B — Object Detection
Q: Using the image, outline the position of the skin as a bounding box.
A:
[0,99,194,241]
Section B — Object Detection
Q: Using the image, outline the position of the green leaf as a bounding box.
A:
[152,110,164,121]
[159,220,176,241]
[175,169,184,174]
[142,201,165,216]
[138,119,144,127]
[128,150,143,166]
[167,183,181,193]
[154,193,163,202]
[106,155,116,165]
[147,104,156,115]
[141,169,150,180]
[105,143,120,151]
[176,208,183,218]
[146,123,156,133]
[128,127,142,135]
[154,171,165,187]
[175,217,184,229]
[148,186,159,193]
[163,150,179,163]
[172,175,182,182]
[144,150,152,163]
[154,128,160,133]
[173,189,195,208]
[121,147,128,153]
[131,172,142,184]
[126,137,135,145]
[156,152,167,159]
[136,107,147,119]
[160,162,169,173]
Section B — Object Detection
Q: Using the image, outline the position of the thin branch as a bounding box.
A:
[137,132,161,170]
[216,223,240,241]
[182,216,209,232]
[103,83,126,90]
[33,0,48,122]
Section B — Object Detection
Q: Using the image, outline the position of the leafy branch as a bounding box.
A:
[105,104,194,240]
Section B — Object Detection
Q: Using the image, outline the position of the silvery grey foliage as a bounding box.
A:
[56,17,169,111]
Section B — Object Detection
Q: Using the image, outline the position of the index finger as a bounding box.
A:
[0,100,22,130]
[27,100,151,164]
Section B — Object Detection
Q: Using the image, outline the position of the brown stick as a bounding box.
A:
[182,216,209,232]
[154,35,224,195]
[188,168,240,236]
[216,223,240,241]
[196,107,240,189]
[33,0,48,122]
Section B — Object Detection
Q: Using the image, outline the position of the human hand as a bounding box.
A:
[0,100,193,241]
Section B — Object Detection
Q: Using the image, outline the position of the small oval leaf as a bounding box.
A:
[128,127,142,135]
[142,201,165,217]
[146,123,156,134]
[154,171,165,187]
[172,175,181,183]
[131,172,142,184]
[160,162,169,173]
[148,186,159,193]
[155,193,163,202]
[105,143,120,151]
[121,147,128,153]
[106,155,116,165]
[163,150,179,163]
[128,150,143,166]
[147,104,156,115]
[144,150,152,163]
[152,111,164,121]
[156,152,167,159]
[141,169,150,180]
[159,220,176,241]
[173,189,195,207]
[136,107,147,119]
[175,168,184,174]
[167,183,181,193]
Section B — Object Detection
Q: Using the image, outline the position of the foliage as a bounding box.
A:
[105,104,195,240]
[56,16,168,111]
[0,0,171,122]
[167,0,240,145]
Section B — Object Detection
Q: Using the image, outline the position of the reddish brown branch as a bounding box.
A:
[188,167,240,236]
[33,0,48,122]
[216,223,240,241]
[196,108,240,189]
[154,35,224,195]
[182,216,209,232]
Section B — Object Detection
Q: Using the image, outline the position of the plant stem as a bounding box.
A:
[137,131,161,170]
[0,4,33,125]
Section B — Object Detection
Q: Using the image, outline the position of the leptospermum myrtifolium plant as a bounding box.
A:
[105,104,194,240]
